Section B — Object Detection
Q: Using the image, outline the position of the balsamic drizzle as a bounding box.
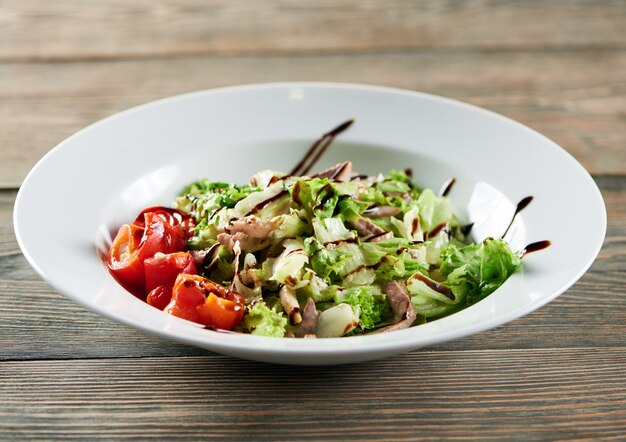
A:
[289,119,354,176]
[502,196,534,238]
[365,231,391,242]
[412,273,455,301]
[522,240,551,257]
[439,177,457,197]
[245,190,288,216]
[427,223,447,239]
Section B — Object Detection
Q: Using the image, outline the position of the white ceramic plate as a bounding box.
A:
[14,83,606,365]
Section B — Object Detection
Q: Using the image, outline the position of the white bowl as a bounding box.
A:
[14,83,606,365]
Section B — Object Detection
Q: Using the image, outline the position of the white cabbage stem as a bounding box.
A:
[316,304,359,338]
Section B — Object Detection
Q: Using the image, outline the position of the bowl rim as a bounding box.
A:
[13,82,607,360]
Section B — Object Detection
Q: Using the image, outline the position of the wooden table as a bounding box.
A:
[1,1,625,439]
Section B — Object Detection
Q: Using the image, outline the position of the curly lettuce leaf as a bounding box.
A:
[304,238,352,282]
[244,302,288,337]
[440,238,522,305]
[334,286,391,330]
[360,239,428,283]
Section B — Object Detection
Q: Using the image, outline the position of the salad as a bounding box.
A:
[106,121,528,338]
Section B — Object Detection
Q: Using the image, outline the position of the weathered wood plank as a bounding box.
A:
[1,0,624,61]
[1,269,624,361]
[1,176,624,360]
[1,49,625,187]
[1,349,625,440]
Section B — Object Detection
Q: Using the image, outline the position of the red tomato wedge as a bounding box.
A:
[165,274,245,330]
[107,211,187,297]
[144,252,197,294]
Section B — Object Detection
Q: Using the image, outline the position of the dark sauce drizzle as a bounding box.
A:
[245,190,288,216]
[502,196,533,238]
[290,119,354,176]
[313,183,335,210]
[427,223,448,239]
[324,237,359,247]
[439,177,456,197]
[365,231,391,242]
[432,182,549,258]
[522,240,551,256]
[412,273,455,301]
[291,181,302,205]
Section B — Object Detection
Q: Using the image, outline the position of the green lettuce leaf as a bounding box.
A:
[334,286,391,330]
[416,188,452,232]
[440,238,522,305]
[244,303,288,337]
[304,238,352,282]
[269,239,309,285]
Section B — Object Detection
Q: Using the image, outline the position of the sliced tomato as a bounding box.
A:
[147,284,174,310]
[164,274,245,330]
[133,206,195,238]
[144,251,197,294]
[108,211,187,297]
[107,223,146,295]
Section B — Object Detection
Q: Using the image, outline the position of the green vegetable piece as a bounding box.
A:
[244,303,288,337]
[335,286,391,330]
[440,237,522,305]
[416,188,452,232]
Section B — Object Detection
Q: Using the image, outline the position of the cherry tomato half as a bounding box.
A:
[108,211,187,297]
[144,251,197,294]
[164,274,245,330]
[147,284,174,311]
[133,206,195,238]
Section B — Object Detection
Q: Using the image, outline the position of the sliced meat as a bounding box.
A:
[375,302,416,333]
[295,298,319,338]
[312,161,353,182]
[279,285,302,325]
[383,281,411,322]
[371,281,417,334]
[349,216,386,237]
[218,231,255,252]
[230,216,275,239]
[218,216,276,252]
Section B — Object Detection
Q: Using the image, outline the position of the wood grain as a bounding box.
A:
[1,349,625,440]
[1,0,624,61]
[1,269,624,362]
[1,49,625,188]
[1,177,624,360]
